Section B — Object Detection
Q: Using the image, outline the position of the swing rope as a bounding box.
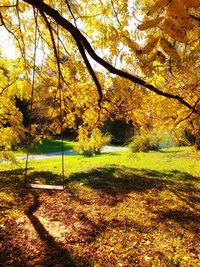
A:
[57,22,65,187]
[25,9,65,190]
[24,7,38,186]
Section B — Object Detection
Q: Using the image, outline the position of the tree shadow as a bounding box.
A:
[153,209,200,234]
[158,149,182,154]
[0,217,28,267]
[141,169,200,182]
[19,139,74,155]
[74,210,153,241]
[67,166,200,210]
[24,191,87,267]
[67,167,165,192]
[25,171,64,185]
[65,166,200,236]
[67,167,167,206]
[0,168,64,188]
[0,168,25,187]
[170,170,200,181]
[0,165,199,248]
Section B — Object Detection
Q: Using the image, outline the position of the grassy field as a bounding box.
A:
[0,147,200,266]
[13,139,75,156]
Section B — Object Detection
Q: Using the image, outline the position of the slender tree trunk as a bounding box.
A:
[195,132,200,150]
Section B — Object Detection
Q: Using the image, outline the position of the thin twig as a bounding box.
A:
[65,0,77,27]
[75,38,103,107]
[190,14,200,23]
[0,12,25,60]
[110,0,121,26]
[15,1,26,57]
[0,79,18,96]
[175,98,200,125]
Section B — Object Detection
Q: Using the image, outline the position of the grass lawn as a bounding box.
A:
[14,139,76,156]
[0,147,200,266]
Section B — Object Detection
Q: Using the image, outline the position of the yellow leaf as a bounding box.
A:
[156,51,166,63]
[167,0,194,30]
[180,0,200,8]
[138,17,164,31]
[162,18,189,43]
[142,37,159,53]
[160,38,180,59]
[148,52,157,62]
[148,0,169,16]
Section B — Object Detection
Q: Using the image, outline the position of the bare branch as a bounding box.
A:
[39,10,61,78]
[75,38,103,106]
[50,26,70,56]
[0,10,26,60]
[0,79,18,96]
[0,66,9,78]
[15,2,26,57]
[77,13,102,19]
[190,14,200,23]
[176,98,200,125]
[0,0,18,8]
[110,0,121,26]
[65,0,77,27]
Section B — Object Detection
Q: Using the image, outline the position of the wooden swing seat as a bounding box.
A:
[27,183,64,190]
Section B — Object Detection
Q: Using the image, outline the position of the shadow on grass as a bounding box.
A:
[0,166,199,208]
[67,167,165,195]
[80,152,123,158]
[1,165,200,214]
[0,168,25,187]
[154,209,200,234]
[0,217,29,267]
[142,169,200,181]
[25,171,64,185]
[0,165,200,265]
[66,166,200,236]
[24,191,81,266]
[66,166,200,209]
[0,169,64,186]
[158,149,182,154]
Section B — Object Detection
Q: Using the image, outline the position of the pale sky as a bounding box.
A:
[0,24,108,72]
[0,27,18,59]
[0,7,141,72]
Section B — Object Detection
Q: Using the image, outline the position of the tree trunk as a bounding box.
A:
[195,133,200,150]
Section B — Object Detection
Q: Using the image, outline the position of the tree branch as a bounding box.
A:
[190,14,200,23]
[65,0,77,27]
[22,0,198,113]
[110,0,121,26]
[175,98,200,125]
[0,11,26,60]
[39,10,61,75]
[0,79,18,96]
[75,39,103,106]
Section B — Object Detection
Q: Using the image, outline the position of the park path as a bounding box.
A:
[17,145,129,161]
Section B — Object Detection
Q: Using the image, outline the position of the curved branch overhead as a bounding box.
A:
[11,0,198,113]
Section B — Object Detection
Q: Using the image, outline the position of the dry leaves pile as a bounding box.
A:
[0,167,200,266]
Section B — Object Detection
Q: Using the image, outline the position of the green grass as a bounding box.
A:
[14,139,75,156]
[10,146,200,176]
[0,147,200,266]
[1,146,200,186]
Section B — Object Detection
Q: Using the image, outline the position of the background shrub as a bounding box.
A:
[75,128,111,156]
[129,133,160,152]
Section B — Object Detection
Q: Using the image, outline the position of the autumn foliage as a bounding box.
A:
[0,0,200,156]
